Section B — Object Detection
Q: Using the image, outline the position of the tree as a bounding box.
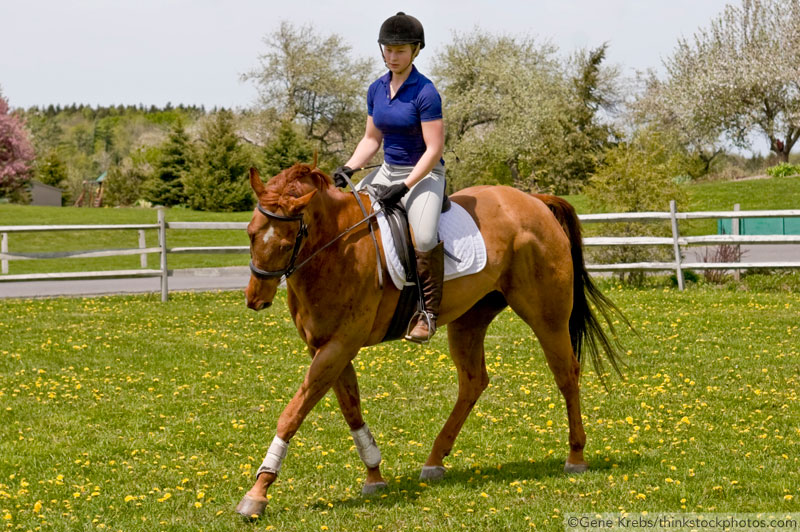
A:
[184,110,253,212]
[432,30,619,194]
[432,30,565,192]
[34,149,69,189]
[243,22,376,161]
[105,149,154,207]
[631,72,726,178]
[558,44,621,188]
[660,0,800,162]
[0,92,35,200]
[585,128,689,284]
[261,120,314,177]
[141,119,193,206]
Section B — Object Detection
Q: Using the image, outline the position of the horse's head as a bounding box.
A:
[245,163,331,310]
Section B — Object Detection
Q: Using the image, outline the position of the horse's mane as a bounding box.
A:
[261,162,332,210]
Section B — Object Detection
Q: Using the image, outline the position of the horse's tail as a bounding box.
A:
[533,194,628,383]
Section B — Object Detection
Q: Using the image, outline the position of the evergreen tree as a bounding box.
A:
[35,149,68,188]
[262,120,313,177]
[141,119,193,206]
[184,110,253,212]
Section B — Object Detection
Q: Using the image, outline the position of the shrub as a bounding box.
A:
[586,128,689,284]
[765,162,800,178]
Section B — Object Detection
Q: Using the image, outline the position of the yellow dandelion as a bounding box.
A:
[785,495,794,501]
[33,501,42,514]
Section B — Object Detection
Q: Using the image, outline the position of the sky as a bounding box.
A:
[0,0,736,110]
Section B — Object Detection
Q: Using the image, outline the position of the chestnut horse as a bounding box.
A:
[236,163,623,518]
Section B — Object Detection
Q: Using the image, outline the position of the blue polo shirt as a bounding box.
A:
[367,65,443,166]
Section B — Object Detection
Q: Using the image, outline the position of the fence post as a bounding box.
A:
[158,208,169,302]
[1,232,7,274]
[138,229,148,268]
[670,200,685,290]
[733,203,741,281]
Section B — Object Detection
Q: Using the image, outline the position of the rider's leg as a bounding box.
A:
[402,164,446,342]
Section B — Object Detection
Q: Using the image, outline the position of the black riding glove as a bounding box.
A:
[332,166,354,188]
[377,183,409,208]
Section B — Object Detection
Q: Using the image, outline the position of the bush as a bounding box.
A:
[765,162,800,178]
[586,129,689,284]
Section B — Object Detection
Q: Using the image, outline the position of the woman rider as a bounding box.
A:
[333,12,445,343]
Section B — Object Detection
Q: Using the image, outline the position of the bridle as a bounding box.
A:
[248,203,308,280]
[249,199,382,283]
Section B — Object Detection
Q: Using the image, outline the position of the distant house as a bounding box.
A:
[30,180,63,206]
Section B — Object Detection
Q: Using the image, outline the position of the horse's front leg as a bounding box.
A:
[332,362,387,494]
[235,340,357,518]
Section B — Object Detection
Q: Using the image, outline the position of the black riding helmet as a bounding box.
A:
[378,12,425,49]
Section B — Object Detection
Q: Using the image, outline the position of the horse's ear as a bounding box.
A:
[288,189,317,215]
[250,167,265,196]
[312,151,318,169]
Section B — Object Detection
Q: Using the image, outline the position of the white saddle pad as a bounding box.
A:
[374,200,487,290]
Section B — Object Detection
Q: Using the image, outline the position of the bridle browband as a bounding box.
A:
[249,200,382,282]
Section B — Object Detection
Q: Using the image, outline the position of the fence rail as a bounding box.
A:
[2,203,799,298]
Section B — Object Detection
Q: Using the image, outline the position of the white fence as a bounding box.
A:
[1,202,799,299]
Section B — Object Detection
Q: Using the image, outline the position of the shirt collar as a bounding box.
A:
[380,64,421,89]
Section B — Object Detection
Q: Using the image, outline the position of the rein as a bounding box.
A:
[249,196,383,283]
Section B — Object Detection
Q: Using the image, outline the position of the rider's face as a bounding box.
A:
[383,44,417,75]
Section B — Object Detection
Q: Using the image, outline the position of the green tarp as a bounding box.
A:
[718,217,800,235]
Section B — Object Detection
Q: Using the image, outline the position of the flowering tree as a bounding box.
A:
[243,22,375,162]
[660,0,800,161]
[0,92,35,198]
[432,30,619,193]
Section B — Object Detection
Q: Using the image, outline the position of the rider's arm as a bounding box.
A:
[402,118,444,189]
[345,116,383,170]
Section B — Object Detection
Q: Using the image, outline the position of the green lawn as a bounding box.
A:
[1,285,798,531]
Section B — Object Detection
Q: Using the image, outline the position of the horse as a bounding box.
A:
[236,162,624,518]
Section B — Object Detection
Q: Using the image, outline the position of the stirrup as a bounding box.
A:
[404,310,436,343]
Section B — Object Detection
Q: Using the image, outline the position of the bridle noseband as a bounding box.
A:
[249,203,308,280]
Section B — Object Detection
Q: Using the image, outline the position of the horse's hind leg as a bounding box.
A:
[505,290,588,473]
[331,362,387,493]
[421,292,507,480]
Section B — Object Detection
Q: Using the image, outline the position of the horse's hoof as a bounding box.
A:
[361,481,388,495]
[235,494,267,519]
[564,461,589,474]
[419,465,446,481]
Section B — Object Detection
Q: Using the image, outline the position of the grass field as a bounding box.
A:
[1,284,798,531]
[2,175,799,276]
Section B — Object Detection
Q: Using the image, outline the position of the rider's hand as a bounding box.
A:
[377,183,409,208]
[332,166,354,188]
